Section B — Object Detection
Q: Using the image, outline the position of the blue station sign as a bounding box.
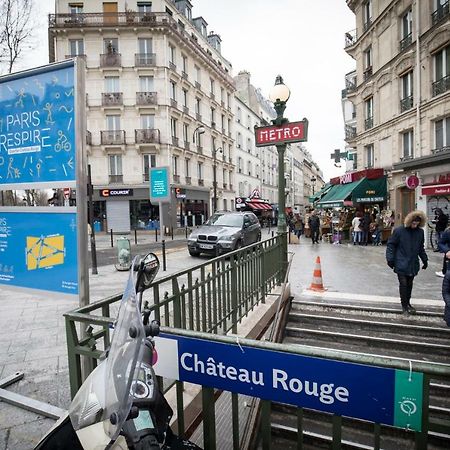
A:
[154,333,423,431]
[0,61,76,187]
[149,166,170,203]
[0,210,78,295]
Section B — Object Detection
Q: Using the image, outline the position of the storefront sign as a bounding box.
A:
[154,333,423,431]
[331,168,384,185]
[0,211,78,295]
[175,187,186,199]
[422,184,450,196]
[255,120,308,147]
[100,188,133,197]
[355,196,385,203]
[406,175,420,189]
[0,62,76,188]
[149,166,170,203]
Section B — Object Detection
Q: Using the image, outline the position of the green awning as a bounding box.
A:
[316,178,366,208]
[352,176,387,203]
[308,183,332,204]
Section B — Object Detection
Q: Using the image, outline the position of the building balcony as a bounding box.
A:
[186,176,192,185]
[184,141,190,150]
[195,81,201,89]
[101,130,126,145]
[364,117,373,130]
[432,145,450,155]
[143,173,150,182]
[432,1,449,26]
[198,178,204,186]
[102,92,123,107]
[136,91,157,106]
[135,53,156,67]
[182,71,188,79]
[169,61,176,71]
[400,95,413,112]
[344,29,357,49]
[211,122,216,129]
[345,125,357,140]
[400,33,412,51]
[100,53,121,68]
[109,175,123,184]
[173,174,180,183]
[210,92,215,101]
[400,154,414,162]
[363,19,372,32]
[196,113,202,121]
[171,99,178,108]
[135,129,160,144]
[432,75,450,97]
[172,136,179,147]
[49,12,164,28]
[363,66,373,81]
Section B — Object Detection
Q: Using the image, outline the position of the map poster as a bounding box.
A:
[0,210,78,295]
[0,61,76,188]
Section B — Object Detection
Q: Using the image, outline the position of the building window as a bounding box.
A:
[238,157,243,173]
[137,2,152,13]
[169,44,176,66]
[138,38,152,55]
[363,46,372,80]
[182,89,188,107]
[165,7,173,16]
[363,0,372,31]
[195,98,201,115]
[69,39,84,56]
[432,0,450,25]
[435,116,450,150]
[195,65,201,84]
[364,97,373,129]
[183,123,189,143]
[185,158,190,177]
[402,129,414,160]
[172,155,178,176]
[104,38,118,54]
[400,8,412,50]
[69,3,83,14]
[182,54,188,73]
[170,118,177,138]
[106,115,120,130]
[210,78,215,95]
[247,161,252,176]
[109,154,122,177]
[433,44,450,96]
[170,80,176,101]
[400,71,413,112]
[143,154,156,181]
[364,144,374,168]
[237,107,242,122]
[237,132,242,148]
[211,108,215,126]
[197,162,203,179]
[139,76,154,92]
[223,199,227,211]
[247,138,252,154]
[105,76,119,93]
[185,5,192,20]
[140,114,154,129]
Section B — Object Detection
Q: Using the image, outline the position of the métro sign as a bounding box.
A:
[149,166,170,203]
[255,119,308,147]
[154,333,423,431]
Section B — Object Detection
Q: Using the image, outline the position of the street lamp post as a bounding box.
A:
[269,75,291,235]
[212,139,222,213]
[311,175,317,195]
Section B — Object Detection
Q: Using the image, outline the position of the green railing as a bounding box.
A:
[65,234,286,398]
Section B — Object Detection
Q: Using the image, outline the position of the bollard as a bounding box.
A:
[134,229,137,245]
[185,226,188,239]
[288,231,291,244]
[155,227,158,242]
[271,231,274,238]
[110,229,113,247]
[162,239,167,271]
[171,227,174,240]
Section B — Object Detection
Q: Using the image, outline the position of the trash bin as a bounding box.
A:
[115,236,131,271]
[94,221,101,233]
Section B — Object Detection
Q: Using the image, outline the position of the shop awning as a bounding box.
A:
[316,178,366,208]
[308,183,332,204]
[246,201,272,211]
[317,176,387,208]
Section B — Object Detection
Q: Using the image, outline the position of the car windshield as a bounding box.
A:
[207,214,243,227]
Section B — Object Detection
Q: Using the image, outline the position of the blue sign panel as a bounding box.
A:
[0,211,78,295]
[149,166,170,202]
[0,62,75,186]
[155,334,423,430]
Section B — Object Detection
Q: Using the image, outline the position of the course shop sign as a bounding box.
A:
[154,333,423,431]
[100,188,133,197]
[255,119,308,147]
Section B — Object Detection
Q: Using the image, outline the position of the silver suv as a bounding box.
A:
[187,211,262,256]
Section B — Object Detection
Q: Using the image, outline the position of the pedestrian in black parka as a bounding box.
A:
[442,269,450,327]
[386,210,428,314]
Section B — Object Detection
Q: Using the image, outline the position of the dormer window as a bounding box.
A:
[137,2,152,13]
[185,6,192,20]
[69,3,83,14]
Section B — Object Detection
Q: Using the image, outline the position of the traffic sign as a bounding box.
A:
[255,119,308,147]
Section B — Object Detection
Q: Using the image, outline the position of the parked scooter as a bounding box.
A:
[35,253,202,450]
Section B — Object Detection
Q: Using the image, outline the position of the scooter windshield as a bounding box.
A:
[103,259,145,440]
[68,258,145,442]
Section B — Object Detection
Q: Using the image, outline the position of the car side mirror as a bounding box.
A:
[243,221,250,228]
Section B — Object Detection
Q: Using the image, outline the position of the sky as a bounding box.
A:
[17,0,356,181]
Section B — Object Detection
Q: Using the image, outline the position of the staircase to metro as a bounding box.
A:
[269,296,450,450]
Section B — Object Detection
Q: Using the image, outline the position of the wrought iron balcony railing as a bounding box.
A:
[400,154,414,162]
[400,95,413,112]
[183,106,189,114]
[135,129,160,144]
[102,92,123,106]
[135,53,156,67]
[195,81,201,89]
[169,61,177,71]
[363,66,373,81]
[400,33,412,51]
[344,29,357,48]
[364,117,373,130]
[186,176,192,185]
[196,113,202,121]
[100,53,121,67]
[172,136,179,147]
[431,145,450,155]
[182,71,188,79]
[432,75,450,97]
[109,174,123,183]
[143,173,150,182]
[101,130,126,145]
[173,174,180,183]
[432,1,449,25]
[363,18,372,32]
[136,91,157,106]
[198,178,204,186]
[171,99,178,108]
[184,141,190,150]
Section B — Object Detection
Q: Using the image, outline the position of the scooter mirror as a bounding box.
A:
[134,252,160,293]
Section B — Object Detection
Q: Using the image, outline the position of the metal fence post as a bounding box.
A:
[162,240,166,271]
[110,229,113,247]
[134,228,137,245]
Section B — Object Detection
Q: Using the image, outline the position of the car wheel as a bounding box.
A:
[189,249,200,256]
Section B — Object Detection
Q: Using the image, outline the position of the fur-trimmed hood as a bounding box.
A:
[404,210,427,228]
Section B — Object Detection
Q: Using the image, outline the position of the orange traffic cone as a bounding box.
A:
[308,256,327,292]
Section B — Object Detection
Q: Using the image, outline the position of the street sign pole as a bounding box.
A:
[277,144,287,234]
[159,201,164,238]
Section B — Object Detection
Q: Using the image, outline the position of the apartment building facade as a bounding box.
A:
[49,0,235,231]
[344,0,450,225]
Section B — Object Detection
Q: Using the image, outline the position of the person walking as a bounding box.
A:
[434,208,449,244]
[309,211,320,244]
[436,226,450,278]
[386,210,428,314]
[351,212,363,245]
[293,214,304,239]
